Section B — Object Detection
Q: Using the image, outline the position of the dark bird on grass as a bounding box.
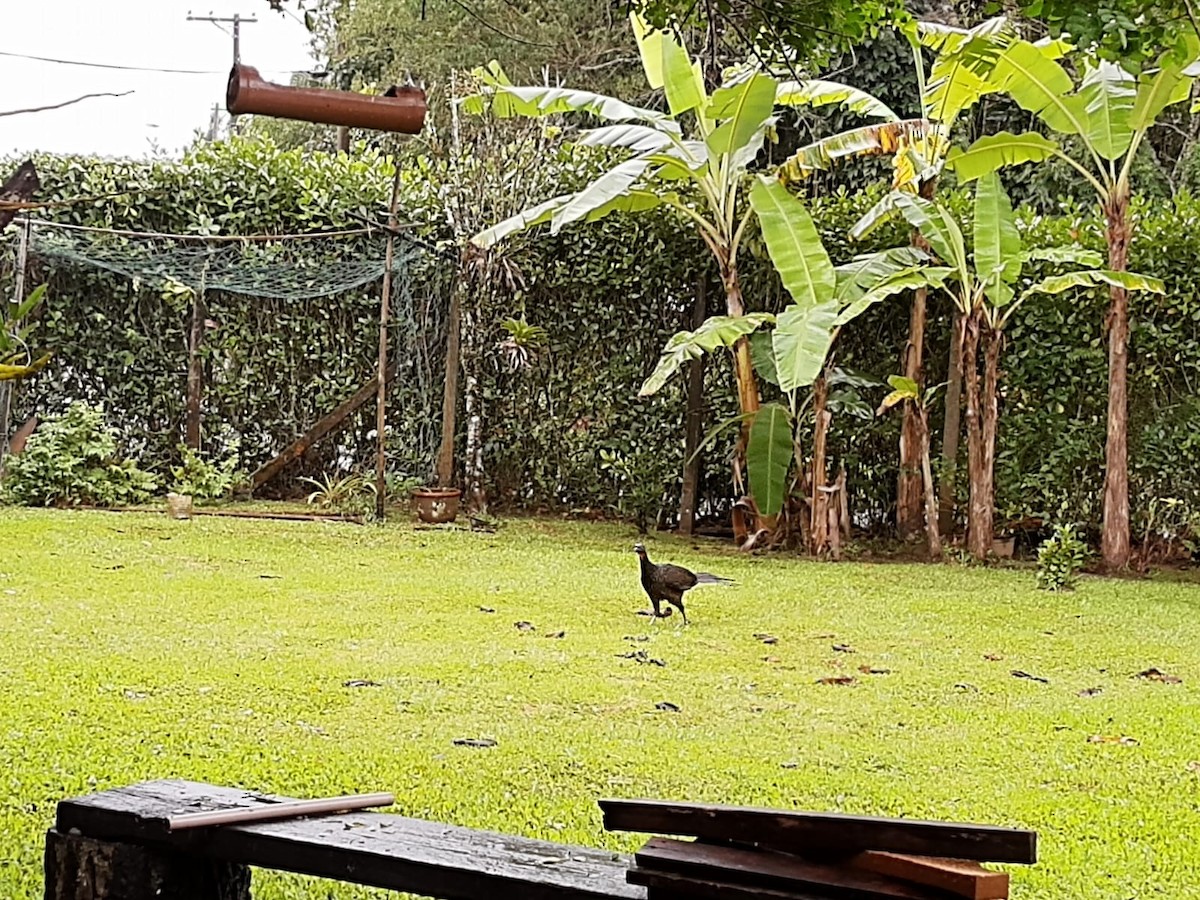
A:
[633,542,734,625]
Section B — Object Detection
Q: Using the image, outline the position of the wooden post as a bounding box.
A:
[434,280,461,487]
[1,220,29,462]
[678,275,707,535]
[185,277,207,452]
[375,169,402,519]
[44,829,250,900]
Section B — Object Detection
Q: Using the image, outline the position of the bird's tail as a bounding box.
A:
[694,573,736,586]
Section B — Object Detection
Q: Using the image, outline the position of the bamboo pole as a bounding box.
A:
[167,792,395,831]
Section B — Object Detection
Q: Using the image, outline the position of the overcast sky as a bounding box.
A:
[1,0,316,159]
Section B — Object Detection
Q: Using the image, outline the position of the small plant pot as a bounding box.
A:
[166,492,194,520]
[413,487,460,524]
[992,536,1016,558]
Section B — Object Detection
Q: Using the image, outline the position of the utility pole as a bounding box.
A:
[187,11,258,134]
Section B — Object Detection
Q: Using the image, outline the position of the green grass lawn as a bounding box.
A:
[1,508,1198,899]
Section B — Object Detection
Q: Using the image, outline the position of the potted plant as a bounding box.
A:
[168,445,240,519]
[412,485,461,524]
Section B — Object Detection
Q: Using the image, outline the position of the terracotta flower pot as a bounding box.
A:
[166,492,193,520]
[413,487,461,524]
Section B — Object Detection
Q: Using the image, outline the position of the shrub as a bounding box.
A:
[169,445,240,502]
[1036,524,1090,591]
[2,402,158,507]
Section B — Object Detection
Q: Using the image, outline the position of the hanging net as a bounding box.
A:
[19,220,454,488]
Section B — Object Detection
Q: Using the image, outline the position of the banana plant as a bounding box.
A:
[877,375,943,559]
[464,14,932,531]
[640,176,946,550]
[940,36,1198,569]
[891,173,1164,560]
[0,284,51,382]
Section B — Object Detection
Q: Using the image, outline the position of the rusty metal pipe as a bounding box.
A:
[227,65,426,134]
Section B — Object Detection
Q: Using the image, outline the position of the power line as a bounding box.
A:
[0,48,303,77]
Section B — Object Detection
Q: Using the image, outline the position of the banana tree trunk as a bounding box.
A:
[719,258,762,543]
[916,403,941,560]
[897,284,927,540]
[898,180,939,541]
[938,310,965,535]
[810,374,832,556]
[964,312,999,560]
[1101,190,1132,570]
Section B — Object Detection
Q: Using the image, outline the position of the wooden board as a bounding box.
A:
[628,866,836,900]
[57,780,644,900]
[634,838,946,900]
[850,852,1008,900]
[601,800,1036,864]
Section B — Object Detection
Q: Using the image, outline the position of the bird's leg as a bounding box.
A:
[670,599,688,626]
[650,597,663,620]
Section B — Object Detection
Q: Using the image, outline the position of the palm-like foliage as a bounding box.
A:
[939,35,1198,568]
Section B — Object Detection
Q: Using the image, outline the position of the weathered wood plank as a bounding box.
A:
[601,800,1036,864]
[627,866,856,900]
[56,780,643,900]
[44,828,249,900]
[634,838,944,900]
[850,852,1009,900]
[250,362,398,492]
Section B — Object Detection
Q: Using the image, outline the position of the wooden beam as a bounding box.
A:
[45,828,249,900]
[600,800,1036,865]
[849,852,1009,900]
[250,362,398,492]
[54,780,643,900]
[627,866,832,900]
[633,839,942,900]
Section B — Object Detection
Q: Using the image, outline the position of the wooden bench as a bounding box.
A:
[45,779,645,900]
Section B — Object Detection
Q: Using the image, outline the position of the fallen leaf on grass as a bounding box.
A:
[762,656,781,664]
[1186,761,1200,773]
[514,621,536,632]
[478,606,495,613]
[858,665,891,675]
[453,738,497,749]
[816,676,856,686]
[616,650,666,667]
[623,635,649,643]
[983,653,1004,662]
[1078,687,1103,697]
[654,702,680,712]
[1012,670,1050,684]
[545,631,566,639]
[1134,668,1182,684]
[342,679,381,688]
[832,644,855,653]
[754,633,778,645]
[810,632,836,640]
[780,761,798,769]
[258,574,282,580]
[954,683,979,692]
[1088,735,1138,746]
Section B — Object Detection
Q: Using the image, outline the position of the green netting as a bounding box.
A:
[20,221,455,485]
[29,226,406,299]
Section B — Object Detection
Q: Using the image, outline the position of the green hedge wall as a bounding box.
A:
[4,142,1199,545]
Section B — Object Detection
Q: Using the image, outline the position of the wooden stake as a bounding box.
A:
[375,169,402,520]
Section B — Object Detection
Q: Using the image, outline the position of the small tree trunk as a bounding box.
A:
[720,258,762,543]
[185,288,206,451]
[810,375,832,556]
[461,303,486,514]
[435,281,463,487]
[679,276,708,535]
[938,310,964,535]
[1101,190,1132,570]
[897,284,928,540]
[963,313,993,560]
[916,405,941,560]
